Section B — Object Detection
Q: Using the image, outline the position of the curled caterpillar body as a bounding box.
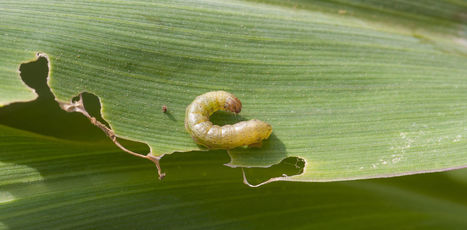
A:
[185,91,272,149]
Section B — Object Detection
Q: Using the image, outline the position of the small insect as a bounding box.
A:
[162,105,167,113]
[185,91,272,149]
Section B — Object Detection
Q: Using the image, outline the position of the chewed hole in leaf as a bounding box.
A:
[1,54,151,155]
[72,92,110,129]
[77,91,151,154]
[0,55,104,141]
[242,156,306,185]
[19,56,51,99]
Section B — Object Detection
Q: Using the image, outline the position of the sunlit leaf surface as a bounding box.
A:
[1,0,466,181]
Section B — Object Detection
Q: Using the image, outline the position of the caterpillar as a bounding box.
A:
[185,91,272,149]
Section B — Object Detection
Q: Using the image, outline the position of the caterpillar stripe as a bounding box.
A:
[185,91,272,149]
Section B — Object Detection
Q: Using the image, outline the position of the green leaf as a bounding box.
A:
[1,124,467,229]
[1,0,466,182]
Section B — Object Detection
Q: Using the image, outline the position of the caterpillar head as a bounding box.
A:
[224,95,242,113]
